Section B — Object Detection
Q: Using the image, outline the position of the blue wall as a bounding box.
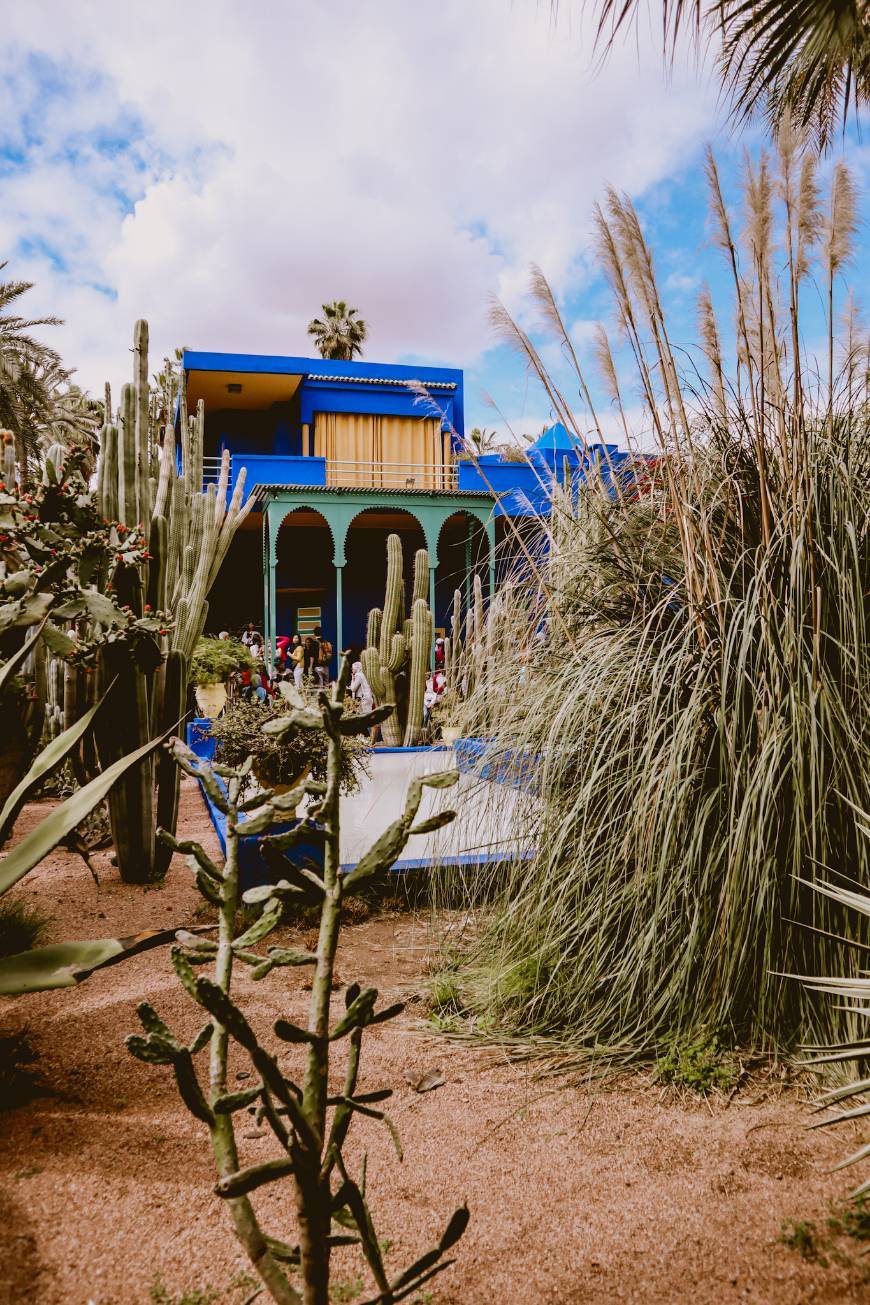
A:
[458,443,630,515]
[185,351,465,453]
[299,378,458,441]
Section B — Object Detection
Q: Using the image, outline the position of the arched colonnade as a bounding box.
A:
[261,486,496,667]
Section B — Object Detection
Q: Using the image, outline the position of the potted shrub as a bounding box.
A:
[432,688,463,744]
[207,694,368,798]
[190,636,252,720]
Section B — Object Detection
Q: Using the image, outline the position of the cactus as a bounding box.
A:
[44,319,257,882]
[128,663,467,1304]
[403,598,432,746]
[362,533,434,746]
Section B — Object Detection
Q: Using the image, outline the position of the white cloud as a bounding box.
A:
[1,1,719,399]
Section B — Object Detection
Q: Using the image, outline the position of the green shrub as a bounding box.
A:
[779,1219,825,1264]
[654,1031,738,1095]
[190,636,252,685]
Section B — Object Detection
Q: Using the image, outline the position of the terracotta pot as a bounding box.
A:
[194,682,227,719]
[252,758,311,796]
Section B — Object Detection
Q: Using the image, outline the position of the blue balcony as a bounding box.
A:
[203,453,460,498]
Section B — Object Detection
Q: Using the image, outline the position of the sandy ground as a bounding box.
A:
[1,778,868,1305]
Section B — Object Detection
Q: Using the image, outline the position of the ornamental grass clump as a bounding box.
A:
[128,660,467,1305]
[440,127,869,1065]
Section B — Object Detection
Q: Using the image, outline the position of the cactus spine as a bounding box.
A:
[361,532,434,746]
[82,320,256,881]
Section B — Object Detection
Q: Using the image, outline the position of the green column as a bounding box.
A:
[262,513,270,648]
[486,515,496,600]
[265,503,278,667]
[335,564,344,663]
[464,516,472,608]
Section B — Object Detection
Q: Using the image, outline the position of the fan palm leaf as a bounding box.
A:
[587,0,870,149]
[307,300,368,361]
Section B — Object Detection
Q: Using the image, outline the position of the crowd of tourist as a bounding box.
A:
[214,620,450,735]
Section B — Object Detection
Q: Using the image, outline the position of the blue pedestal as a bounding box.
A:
[184,717,324,890]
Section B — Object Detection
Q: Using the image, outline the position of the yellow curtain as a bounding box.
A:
[313,413,447,487]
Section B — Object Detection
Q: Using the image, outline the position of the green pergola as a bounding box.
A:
[258,483,498,661]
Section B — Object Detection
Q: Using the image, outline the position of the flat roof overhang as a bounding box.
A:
[183,349,462,389]
[186,369,304,412]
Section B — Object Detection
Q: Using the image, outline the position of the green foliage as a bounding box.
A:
[779,1219,826,1264]
[329,1278,363,1303]
[0,264,74,481]
[128,672,467,1304]
[654,1031,738,1095]
[427,971,462,1015]
[827,1195,870,1242]
[190,636,252,686]
[0,723,181,995]
[589,0,869,150]
[307,301,367,361]
[207,695,368,795]
[779,1196,870,1269]
[0,894,50,958]
[795,859,870,1200]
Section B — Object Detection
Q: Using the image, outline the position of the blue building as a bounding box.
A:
[183,350,625,659]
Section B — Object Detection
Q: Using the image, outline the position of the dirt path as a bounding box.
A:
[0,779,867,1304]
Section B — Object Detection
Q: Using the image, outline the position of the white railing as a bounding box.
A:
[202,455,226,487]
[325,459,458,490]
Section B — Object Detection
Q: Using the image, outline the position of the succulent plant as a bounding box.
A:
[0,709,177,995]
[55,320,254,882]
[127,660,468,1304]
[361,534,433,746]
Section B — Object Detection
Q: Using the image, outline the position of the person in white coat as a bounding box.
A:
[349,661,373,714]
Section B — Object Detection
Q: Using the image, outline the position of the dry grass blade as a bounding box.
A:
[431,146,869,1078]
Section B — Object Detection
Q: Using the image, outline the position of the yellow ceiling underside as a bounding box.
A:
[187,370,303,412]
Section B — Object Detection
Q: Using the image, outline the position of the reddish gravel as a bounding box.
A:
[0,778,867,1304]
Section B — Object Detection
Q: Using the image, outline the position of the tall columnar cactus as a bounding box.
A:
[404,597,432,746]
[75,320,255,881]
[361,534,433,746]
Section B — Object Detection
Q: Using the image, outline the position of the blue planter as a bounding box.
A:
[184,718,325,890]
[453,736,539,791]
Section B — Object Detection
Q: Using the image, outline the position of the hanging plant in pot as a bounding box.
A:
[190,637,252,720]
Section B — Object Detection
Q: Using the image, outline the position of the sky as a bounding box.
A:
[1,1,867,449]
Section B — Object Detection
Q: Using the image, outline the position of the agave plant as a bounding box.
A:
[0,707,173,994]
[793,805,870,1199]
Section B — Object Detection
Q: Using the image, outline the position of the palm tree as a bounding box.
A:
[589,0,869,149]
[465,426,500,456]
[307,301,368,361]
[0,266,63,485]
